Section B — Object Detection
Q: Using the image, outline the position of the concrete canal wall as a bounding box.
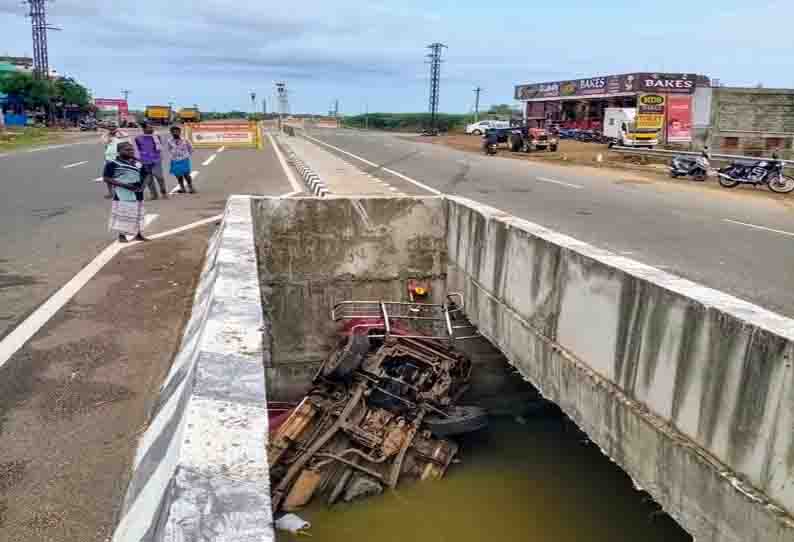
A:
[445,196,794,542]
[113,194,794,542]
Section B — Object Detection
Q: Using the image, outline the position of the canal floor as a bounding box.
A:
[281,414,692,541]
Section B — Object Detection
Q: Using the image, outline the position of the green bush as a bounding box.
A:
[342,113,470,132]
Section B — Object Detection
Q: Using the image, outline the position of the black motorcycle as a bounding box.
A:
[670,149,711,182]
[717,153,794,193]
[482,130,499,155]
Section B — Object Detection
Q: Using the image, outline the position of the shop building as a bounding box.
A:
[514,73,710,144]
[515,73,794,156]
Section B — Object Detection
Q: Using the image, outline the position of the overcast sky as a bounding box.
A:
[2,0,793,114]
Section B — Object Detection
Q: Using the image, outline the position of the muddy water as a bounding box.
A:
[281,415,692,542]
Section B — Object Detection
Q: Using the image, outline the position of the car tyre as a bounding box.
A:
[472,129,482,136]
[424,406,488,437]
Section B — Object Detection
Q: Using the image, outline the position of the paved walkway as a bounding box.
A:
[285,135,405,195]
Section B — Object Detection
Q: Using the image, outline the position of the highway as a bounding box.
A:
[304,128,794,317]
[0,132,292,340]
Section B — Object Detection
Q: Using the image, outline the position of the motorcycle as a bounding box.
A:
[482,130,499,155]
[670,149,711,182]
[717,153,794,193]
[79,119,97,131]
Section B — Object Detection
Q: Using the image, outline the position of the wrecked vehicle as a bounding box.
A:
[268,293,487,513]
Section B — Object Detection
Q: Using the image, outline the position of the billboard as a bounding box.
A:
[515,73,698,101]
[188,121,261,148]
[637,93,666,130]
[95,98,129,119]
[667,95,693,142]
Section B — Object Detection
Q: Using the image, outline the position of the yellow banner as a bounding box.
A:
[636,114,664,130]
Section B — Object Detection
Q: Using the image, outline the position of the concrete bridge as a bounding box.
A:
[113,195,794,541]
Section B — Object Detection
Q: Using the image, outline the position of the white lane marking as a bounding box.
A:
[217,146,226,153]
[0,140,97,159]
[0,213,159,369]
[147,214,223,241]
[279,190,302,198]
[723,219,794,239]
[537,177,584,189]
[202,154,217,166]
[388,187,399,191]
[267,132,303,192]
[303,133,442,195]
[63,160,89,169]
[93,176,104,182]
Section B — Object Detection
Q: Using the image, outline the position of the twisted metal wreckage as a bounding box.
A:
[268,290,489,513]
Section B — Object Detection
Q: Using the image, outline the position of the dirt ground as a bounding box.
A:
[0,225,214,542]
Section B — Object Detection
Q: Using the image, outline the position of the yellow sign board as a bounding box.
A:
[186,121,264,149]
[637,114,664,130]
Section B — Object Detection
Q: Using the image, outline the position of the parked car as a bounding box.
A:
[465,120,509,135]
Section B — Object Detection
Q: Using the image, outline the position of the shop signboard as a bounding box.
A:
[637,73,697,94]
[637,93,666,130]
[515,82,560,100]
[516,73,643,100]
[667,95,693,142]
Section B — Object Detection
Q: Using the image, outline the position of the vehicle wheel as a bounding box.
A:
[319,334,370,380]
[509,136,522,152]
[550,145,558,152]
[718,175,741,188]
[670,171,679,179]
[472,129,482,136]
[424,406,488,437]
[768,175,794,194]
[607,141,615,149]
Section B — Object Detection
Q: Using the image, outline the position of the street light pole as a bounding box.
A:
[473,87,482,123]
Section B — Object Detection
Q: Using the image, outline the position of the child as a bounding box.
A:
[167,125,195,193]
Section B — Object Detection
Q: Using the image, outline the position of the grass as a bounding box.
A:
[0,127,61,152]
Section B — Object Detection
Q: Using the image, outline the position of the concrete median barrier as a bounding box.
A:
[111,196,273,542]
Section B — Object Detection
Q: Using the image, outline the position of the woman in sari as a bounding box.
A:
[103,142,148,242]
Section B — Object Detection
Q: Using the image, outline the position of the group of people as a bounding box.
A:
[101,123,196,243]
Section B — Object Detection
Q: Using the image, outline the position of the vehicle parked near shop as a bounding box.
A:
[507,126,558,152]
[603,108,659,147]
[465,120,509,135]
[717,153,794,193]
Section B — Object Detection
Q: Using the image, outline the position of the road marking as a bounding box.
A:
[217,146,226,153]
[93,176,104,182]
[0,213,158,370]
[537,177,584,189]
[0,140,98,159]
[279,190,302,198]
[202,154,217,166]
[302,133,442,195]
[63,160,89,169]
[267,132,303,192]
[723,219,794,239]
[388,187,399,191]
[147,214,222,241]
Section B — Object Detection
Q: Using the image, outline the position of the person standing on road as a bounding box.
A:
[167,126,195,194]
[101,125,129,198]
[103,141,148,243]
[134,123,168,200]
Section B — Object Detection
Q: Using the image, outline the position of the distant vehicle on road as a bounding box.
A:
[178,108,201,123]
[145,105,172,126]
[603,108,659,148]
[465,120,509,135]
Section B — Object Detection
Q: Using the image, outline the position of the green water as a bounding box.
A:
[281,416,691,542]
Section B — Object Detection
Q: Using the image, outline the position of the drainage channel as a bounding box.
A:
[276,347,691,542]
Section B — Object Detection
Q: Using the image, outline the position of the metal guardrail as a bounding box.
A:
[611,146,794,167]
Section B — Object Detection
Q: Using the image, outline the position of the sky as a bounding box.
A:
[2,0,793,114]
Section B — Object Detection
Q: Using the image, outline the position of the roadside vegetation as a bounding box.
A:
[342,105,517,132]
[0,127,59,151]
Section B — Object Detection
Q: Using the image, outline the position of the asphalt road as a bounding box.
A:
[305,128,794,317]
[0,132,292,339]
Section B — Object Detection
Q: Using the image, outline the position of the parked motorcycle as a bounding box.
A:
[482,129,499,155]
[79,119,97,131]
[670,149,711,182]
[717,153,794,193]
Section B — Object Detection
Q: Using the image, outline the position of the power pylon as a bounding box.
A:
[26,0,59,80]
[426,42,447,135]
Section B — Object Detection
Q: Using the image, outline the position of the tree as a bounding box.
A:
[0,72,91,112]
[487,104,513,116]
[54,77,90,108]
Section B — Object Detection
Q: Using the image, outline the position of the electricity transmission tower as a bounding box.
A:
[26,0,59,80]
[426,42,447,135]
[121,89,131,102]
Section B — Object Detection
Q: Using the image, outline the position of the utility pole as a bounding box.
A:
[250,91,256,117]
[365,102,369,130]
[426,42,447,135]
[262,97,267,116]
[26,1,59,80]
[473,86,482,123]
[121,89,130,102]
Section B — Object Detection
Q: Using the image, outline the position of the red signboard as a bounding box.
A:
[94,98,130,120]
[667,95,693,142]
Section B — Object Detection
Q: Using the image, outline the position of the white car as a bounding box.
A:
[465,120,509,135]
